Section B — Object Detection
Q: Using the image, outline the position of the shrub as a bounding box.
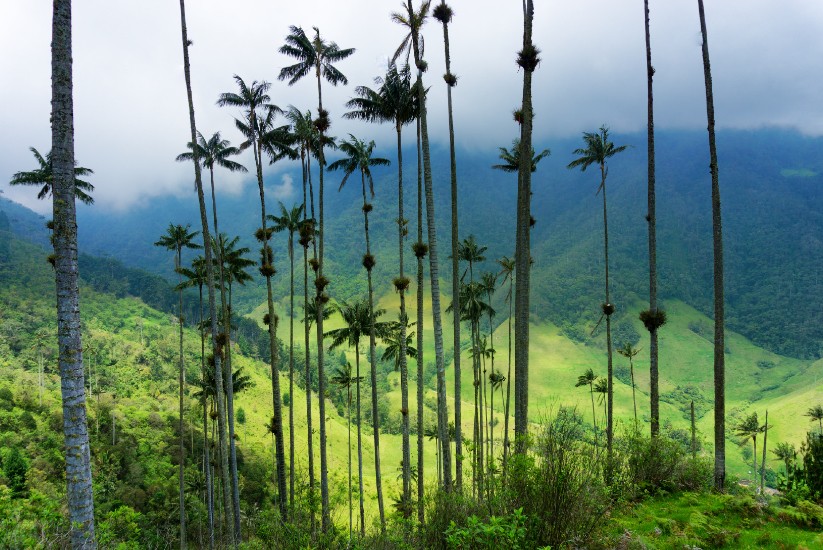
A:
[445,509,527,549]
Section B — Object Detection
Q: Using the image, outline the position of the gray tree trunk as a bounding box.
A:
[697,0,726,492]
[514,0,536,452]
[415,115,426,521]
[52,1,97,546]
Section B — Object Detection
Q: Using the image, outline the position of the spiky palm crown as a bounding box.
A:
[432,2,453,24]
[10,146,96,204]
[492,139,550,174]
[278,25,355,88]
[176,131,247,174]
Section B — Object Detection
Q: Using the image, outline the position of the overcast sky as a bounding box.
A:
[1,1,821,213]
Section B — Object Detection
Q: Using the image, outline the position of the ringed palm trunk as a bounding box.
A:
[644,0,661,439]
[697,0,725,491]
[437,3,463,494]
[630,357,638,431]
[198,283,215,548]
[255,147,288,519]
[355,343,366,537]
[175,249,188,547]
[502,277,513,479]
[288,229,296,512]
[208,166,241,541]
[361,173,386,530]
[395,120,413,510]
[52,1,96,545]
[600,162,614,460]
[314,69,332,532]
[177,1,233,541]
[415,114,426,521]
[514,0,535,454]
[301,151,316,532]
[409,0,452,489]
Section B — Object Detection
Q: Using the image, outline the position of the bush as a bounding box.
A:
[506,408,609,548]
[445,509,527,549]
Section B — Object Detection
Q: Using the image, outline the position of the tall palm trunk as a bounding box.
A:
[175,248,188,547]
[361,173,386,530]
[395,121,412,509]
[514,0,536,453]
[52,1,96,545]
[435,1,463,493]
[198,283,215,549]
[288,224,296,512]
[414,115,426,521]
[697,0,725,492]
[600,162,614,459]
[254,142,287,518]
[355,343,365,537]
[408,0,453,489]
[630,356,638,430]
[177,1,233,542]
[313,72,333,532]
[208,167,241,541]
[644,0,661,439]
[346,385,353,543]
[303,154,317,533]
[502,275,513,478]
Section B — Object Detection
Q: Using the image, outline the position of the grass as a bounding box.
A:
[606,491,823,549]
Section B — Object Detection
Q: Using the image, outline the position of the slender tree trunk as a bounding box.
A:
[52,1,96,545]
[437,3,463,494]
[514,0,536,454]
[601,163,614,461]
[347,387,352,544]
[177,2,233,541]
[355,344,365,537]
[176,250,188,548]
[697,0,725,492]
[199,285,215,549]
[396,122,412,512]
[362,175,386,531]
[288,234,296,513]
[630,357,638,431]
[408,3,453,488]
[301,153,316,534]
[502,278,513,479]
[256,163,287,519]
[590,385,598,437]
[209,167,241,542]
[415,115,426,522]
[644,0,661,439]
[315,73,331,533]
[761,410,768,493]
[690,400,697,459]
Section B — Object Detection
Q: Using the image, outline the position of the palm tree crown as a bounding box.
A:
[176,131,247,174]
[278,26,356,88]
[10,147,95,205]
[328,135,391,195]
[492,138,549,173]
[567,126,628,182]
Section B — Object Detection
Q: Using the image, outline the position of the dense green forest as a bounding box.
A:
[3,0,823,547]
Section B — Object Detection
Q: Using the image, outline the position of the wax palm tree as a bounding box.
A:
[328,135,391,525]
[345,62,418,503]
[155,223,201,546]
[10,147,95,205]
[567,125,627,460]
[489,369,505,462]
[49,3,96,543]
[495,256,515,478]
[380,319,418,372]
[393,0,453,491]
[491,138,550,174]
[575,368,600,437]
[325,298,384,537]
[218,77,291,521]
[269,202,304,509]
[480,271,498,463]
[448,280,492,496]
[616,342,641,430]
[474,335,495,478]
[772,442,796,478]
[331,363,361,542]
[806,405,823,434]
[279,27,354,530]
[696,0,726,492]
[641,0,664,441]
[735,413,763,484]
[594,378,609,426]
[514,0,539,455]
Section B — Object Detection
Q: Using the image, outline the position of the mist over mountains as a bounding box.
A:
[3,128,821,359]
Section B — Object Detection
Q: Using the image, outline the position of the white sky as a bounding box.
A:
[1,0,821,213]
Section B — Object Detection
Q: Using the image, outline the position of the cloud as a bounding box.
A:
[1,1,822,213]
[268,174,295,202]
